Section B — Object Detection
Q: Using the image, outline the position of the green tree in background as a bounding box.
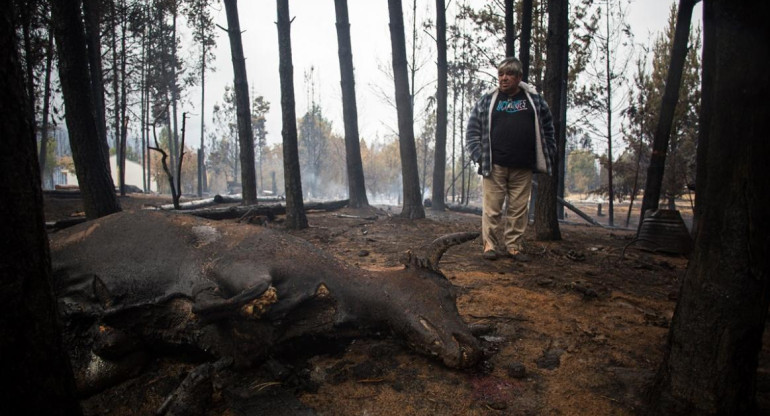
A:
[566,149,599,194]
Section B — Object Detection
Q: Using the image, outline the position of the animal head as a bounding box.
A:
[384,232,482,368]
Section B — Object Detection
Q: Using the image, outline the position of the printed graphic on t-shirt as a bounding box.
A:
[496,97,528,114]
[490,91,536,169]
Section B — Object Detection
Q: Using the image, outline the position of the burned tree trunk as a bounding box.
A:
[223,0,258,205]
[276,0,308,229]
[692,0,714,238]
[334,0,370,209]
[387,0,425,219]
[638,0,700,228]
[645,1,770,414]
[520,0,533,82]
[431,0,448,212]
[0,4,82,412]
[82,0,110,166]
[504,0,515,58]
[51,0,120,219]
[37,26,54,179]
[534,0,568,241]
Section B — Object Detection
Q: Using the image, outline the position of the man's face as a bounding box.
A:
[498,69,522,94]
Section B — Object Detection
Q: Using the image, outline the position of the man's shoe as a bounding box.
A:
[482,250,498,260]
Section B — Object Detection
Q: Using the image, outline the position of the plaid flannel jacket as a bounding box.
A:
[465,82,556,177]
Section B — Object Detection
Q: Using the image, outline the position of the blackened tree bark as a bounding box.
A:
[637,0,699,229]
[431,0,448,211]
[520,0,533,82]
[691,0,713,238]
[504,0,515,58]
[0,5,82,413]
[38,24,54,179]
[82,0,110,165]
[51,0,120,219]
[223,0,257,205]
[276,0,307,229]
[644,1,770,414]
[19,1,36,148]
[334,0,369,209]
[387,0,425,219]
[534,0,568,241]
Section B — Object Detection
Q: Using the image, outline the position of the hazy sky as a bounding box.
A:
[178,0,702,150]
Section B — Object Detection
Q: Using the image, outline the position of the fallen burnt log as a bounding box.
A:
[446,204,482,216]
[46,199,350,230]
[446,200,604,228]
[213,194,286,204]
[46,186,143,198]
[156,194,287,210]
[44,189,84,199]
[50,210,481,413]
[155,196,223,210]
[183,199,350,220]
[557,197,604,228]
[46,216,88,231]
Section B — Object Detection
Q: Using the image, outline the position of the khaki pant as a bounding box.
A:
[482,165,533,254]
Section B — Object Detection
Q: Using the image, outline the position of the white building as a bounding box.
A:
[59,155,158,193]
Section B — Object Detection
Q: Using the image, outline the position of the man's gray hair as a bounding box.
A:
[497,57,523,76]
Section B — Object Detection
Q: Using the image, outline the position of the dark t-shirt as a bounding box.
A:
[490,89,536,169]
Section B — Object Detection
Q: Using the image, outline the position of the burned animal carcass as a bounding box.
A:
[50,210,482,408]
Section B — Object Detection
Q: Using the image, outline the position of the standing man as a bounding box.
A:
[466,57,556,260]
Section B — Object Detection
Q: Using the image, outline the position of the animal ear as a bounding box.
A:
[404,232,480,273]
